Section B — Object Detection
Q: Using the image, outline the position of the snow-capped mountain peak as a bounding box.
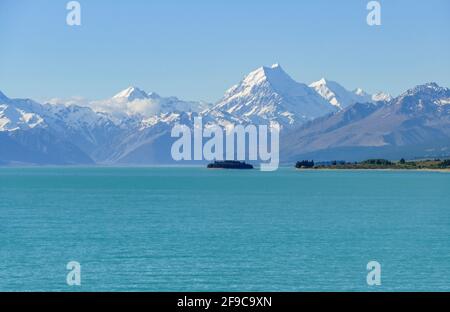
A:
[310,78,369,109]
[0,94,46,131]
[396,83,450,111]
[211,65,336,127]
[310,77,329,85]
[353,88,368,97]
[353,88,394,103]
[404,82,449,97]
[371,91,392,102]
[112,86,149,101]
[89,87,211,119]
[309,78,350,109]
[310,79,393,109]
[238,63,292,90]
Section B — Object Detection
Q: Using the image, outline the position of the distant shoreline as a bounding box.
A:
[295,158,450,172]
[296,168,450,173]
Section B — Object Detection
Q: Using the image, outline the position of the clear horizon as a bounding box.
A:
[1,0,449,102]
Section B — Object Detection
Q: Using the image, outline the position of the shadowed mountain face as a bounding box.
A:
[0,129,94,165]
[281,83,450,162]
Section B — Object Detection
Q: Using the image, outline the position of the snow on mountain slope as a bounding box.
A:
[210,64,336,127]
[372,92,392,102]
[0,93,47,131]
[282,82,450,162]
[44,103,114,130]
[309,78,362,109]
[112,86,149,101]
[0,103,44,131]
[1,70,448,166]
[91,86,210,118]
[0,87,212,163]
[0,92,96,164]
[309,78,391,109]
[353,87,371,100]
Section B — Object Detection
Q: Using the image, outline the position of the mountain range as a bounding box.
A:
[1,65,449,165]
[282,82,450,161]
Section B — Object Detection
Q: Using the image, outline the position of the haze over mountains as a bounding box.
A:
[1,65,449,165]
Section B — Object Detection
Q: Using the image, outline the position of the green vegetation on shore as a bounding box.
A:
[295,159,450,170]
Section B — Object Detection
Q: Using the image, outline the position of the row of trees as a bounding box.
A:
[295,160,315,168]
[361,159,394,166]
[295,158,450,169]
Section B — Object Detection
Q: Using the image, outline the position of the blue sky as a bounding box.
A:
[0,0,449,102]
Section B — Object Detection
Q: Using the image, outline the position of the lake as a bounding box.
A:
[0,167,449,291]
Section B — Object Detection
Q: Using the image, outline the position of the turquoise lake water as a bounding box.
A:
[0,167,449,291]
